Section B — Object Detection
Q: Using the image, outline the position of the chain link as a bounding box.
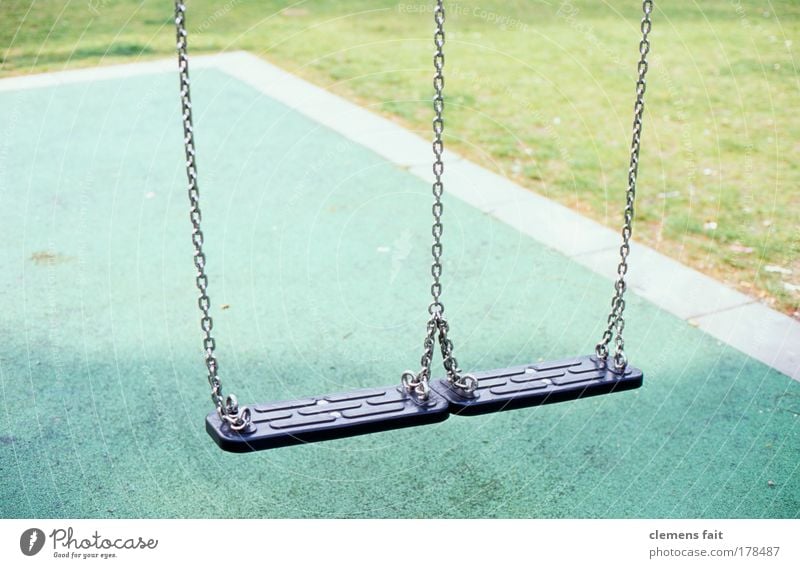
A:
[595,0,653,370]
[174,0,250,430]
[402,0,476,399]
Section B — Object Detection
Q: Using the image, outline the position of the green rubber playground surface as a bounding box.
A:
[1,66,798,518]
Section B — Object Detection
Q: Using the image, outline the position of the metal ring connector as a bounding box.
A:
[227,406,252,431]
[401,370,430,401]
[401,370,416,391]
[217,405,251,431]
[414,380,431,401]
[217,394,252,431]
[452,373,478,393]
[613,351,628,371]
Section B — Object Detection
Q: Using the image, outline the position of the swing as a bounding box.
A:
[174,0,652,452]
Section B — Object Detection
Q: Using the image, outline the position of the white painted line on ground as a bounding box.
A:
[217,51,461,168]
[574,243,755,321]
[2,51,797,381]
[693,303,800,380]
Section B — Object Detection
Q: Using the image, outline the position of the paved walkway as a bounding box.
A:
[0,53,797,518]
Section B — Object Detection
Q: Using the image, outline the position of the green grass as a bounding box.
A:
[2,0,799,316]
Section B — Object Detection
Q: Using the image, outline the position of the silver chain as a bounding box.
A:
[429,0,447,322]
[174,0,250,430]
[174,0,647,416]
[402,0,477,399]
[596,0,653,370]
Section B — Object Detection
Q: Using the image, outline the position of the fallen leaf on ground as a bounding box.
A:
[729,243,754,253]
[765,265,792,275]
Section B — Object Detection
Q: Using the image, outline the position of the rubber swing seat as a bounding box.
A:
[206,385,450,452]
[431,354,642,416]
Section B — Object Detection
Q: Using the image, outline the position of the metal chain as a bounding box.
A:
[174,0,647,414]
[402,0,476,399]
[174,0,250,430]
[401,320,436,400]
[429,0,447,321]
[596,0,653,370]
[437,317,476,391]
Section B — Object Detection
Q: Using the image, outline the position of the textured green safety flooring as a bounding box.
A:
[0,66,797,518]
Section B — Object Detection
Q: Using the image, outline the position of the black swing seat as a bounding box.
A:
[432,354,642,416]
[206,385,450,452]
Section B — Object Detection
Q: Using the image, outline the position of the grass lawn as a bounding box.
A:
[3,0,799,318]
